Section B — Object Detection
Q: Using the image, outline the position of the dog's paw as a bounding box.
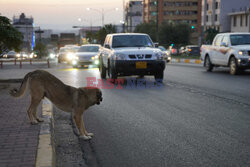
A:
[79,135,92,140]
[36,118,44,122]
[30,120,38,125]
[87,133,94,137]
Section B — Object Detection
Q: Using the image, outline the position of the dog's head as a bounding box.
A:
[81,87,103,105]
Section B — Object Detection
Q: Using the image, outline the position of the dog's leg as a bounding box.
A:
[31,99,44,123]
[27,98,40,125]
[73,112,91,140]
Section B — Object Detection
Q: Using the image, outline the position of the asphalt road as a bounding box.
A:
[53,63,250,167]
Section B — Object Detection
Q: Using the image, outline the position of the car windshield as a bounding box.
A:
[112,35,153,48]
[230,34,250,45]
[78,46,99,52]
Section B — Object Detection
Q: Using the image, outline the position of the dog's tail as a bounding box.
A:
[9,72,32,98]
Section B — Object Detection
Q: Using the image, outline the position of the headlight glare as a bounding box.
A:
[238,50,248,56]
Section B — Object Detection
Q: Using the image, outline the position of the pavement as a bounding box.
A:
[0,83,41,167]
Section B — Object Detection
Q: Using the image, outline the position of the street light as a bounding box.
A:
[86,7,119,26]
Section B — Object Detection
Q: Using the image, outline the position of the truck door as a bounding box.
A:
[219,35,230,65]
[212,35,223,65]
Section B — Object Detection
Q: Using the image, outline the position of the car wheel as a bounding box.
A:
[100,59,106,79]
[108,64,117,81]
[205,56,213,72]
[229,57,239,75]
[154,70,164,82]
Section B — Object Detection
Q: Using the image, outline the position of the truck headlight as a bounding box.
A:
[154,53,163,60]
[238,50,248,56]
[115,53,126,60]
[72,60,78,65]
[67,53,76,60]
[49,53,55,59]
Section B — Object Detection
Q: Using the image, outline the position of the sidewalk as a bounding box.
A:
[0,83,40,167]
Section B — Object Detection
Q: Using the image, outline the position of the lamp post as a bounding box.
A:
[86,7,119,27]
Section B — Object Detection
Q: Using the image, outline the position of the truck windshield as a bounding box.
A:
[112,35,154,48]
[230,34,250,45]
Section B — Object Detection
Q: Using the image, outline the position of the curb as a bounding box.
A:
[171,58,202,64]
[36,99,56,167]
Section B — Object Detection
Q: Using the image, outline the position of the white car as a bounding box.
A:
[201,33,250,75]
[3,51,17,58]
[99,33,166,81]
[71,44,101,68]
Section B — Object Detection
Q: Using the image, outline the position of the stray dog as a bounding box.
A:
[10,70,103,140]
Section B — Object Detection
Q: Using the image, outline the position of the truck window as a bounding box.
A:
[214,35,223,46]
[221,35,229,46]
[230,34,250,45]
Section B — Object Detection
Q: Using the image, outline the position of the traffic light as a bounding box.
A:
[171,43,174,47]
[191,26,195,29]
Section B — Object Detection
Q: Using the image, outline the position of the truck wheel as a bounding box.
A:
[100,60,106,79]
[108,64,117,81]
[229,57,239,75]
[205,56,213,72]
[154,71,164,82]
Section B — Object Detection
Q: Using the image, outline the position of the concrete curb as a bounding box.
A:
[171,58,202,64]
[36,99,56,167]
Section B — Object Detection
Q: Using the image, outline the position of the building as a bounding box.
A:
[143,0,202,44]
[13,13,35,51]
[201,0,250,33]
[125,0,143,32]
[35,29,52,39]
[229,8,250,33]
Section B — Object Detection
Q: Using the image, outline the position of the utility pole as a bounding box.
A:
[156,0,159,42]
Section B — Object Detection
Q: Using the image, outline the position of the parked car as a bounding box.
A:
[184,45,200,56]
[201,32,250,75]
[71,44,101,68]
[98,33,166,81]
[159,46,171,62]
[3,51,17,58]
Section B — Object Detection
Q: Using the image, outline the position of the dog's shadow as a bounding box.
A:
[71,115,101,167]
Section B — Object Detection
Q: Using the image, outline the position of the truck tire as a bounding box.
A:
[100,59,106,79]
[229,57,239,75]
[205,56,213,72]
[108,63,117,81]
[154,70,164,82]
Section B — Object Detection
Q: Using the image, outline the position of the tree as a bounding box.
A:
[134,22,157,41]
[158,23,191,48]
[33,42,48,58]
[0,16,23,54]
[205,28,219,44]
[96,24,117,44]
[86,31,97,43]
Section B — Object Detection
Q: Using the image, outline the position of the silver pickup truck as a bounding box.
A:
[98,33,166,81]
[201,33,250,75]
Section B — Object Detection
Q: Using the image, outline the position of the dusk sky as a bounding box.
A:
[0,0,126,32]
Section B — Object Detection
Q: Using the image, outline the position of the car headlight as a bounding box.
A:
[67,53,76,60]
[238,50,248,56]
[154,53,163,60]
[115,53,126,60]
[49,53,55,59]
[16,54,20,58]
[72,60,78,65]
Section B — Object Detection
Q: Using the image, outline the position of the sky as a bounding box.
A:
[0,0,126,32]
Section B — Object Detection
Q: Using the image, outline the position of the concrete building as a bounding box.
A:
[229,8,250,32]
[143,0,202,44]
[35,29,52,39]
[201,0,250,32]
[125,0,143,32]
[13,13,35,51]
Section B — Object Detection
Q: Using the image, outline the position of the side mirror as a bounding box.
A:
[104,44,110,49]
[154,43,159,48]
[221,42,228,47]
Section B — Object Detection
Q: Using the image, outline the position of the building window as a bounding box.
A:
[215,2,219,9]
[240,15,243,27]
[206,3,209,11]
[206,15,209,22]
[215,14,218,21]
[246,15,248,26]
[233,16,237,27]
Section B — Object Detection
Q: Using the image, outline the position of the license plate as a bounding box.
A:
[136,62,147,69]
